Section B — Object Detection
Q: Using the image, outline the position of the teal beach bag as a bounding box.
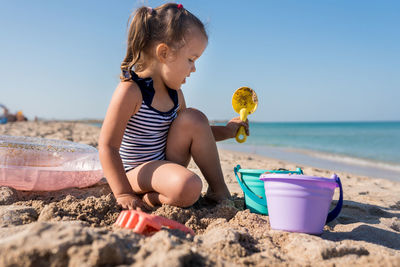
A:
[234,165,303,215]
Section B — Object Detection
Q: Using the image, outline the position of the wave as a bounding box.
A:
[287,147,400,173]
[218,143,400,181]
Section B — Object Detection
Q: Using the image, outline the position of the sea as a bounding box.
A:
[217,121,400,181]
[92,121,400,181]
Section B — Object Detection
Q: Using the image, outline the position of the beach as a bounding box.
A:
[0,121,399,266]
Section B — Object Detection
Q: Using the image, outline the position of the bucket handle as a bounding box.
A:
[326,174,343,224]
[234,165,266,206]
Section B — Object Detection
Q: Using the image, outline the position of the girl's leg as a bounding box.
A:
[165,108,231,201]
[126,160,202,207]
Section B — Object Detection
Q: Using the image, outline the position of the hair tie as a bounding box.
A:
[147,7,153,14]
[177,4,183,10]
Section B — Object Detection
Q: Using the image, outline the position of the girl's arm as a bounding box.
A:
[98,81,143,209]
[211,117,249,142]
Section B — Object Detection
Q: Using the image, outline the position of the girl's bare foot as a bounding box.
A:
[205,186,231,203]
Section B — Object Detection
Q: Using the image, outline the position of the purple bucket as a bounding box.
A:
[259,173,343,235]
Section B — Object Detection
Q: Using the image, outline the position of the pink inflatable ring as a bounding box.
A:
[0,135,103,191]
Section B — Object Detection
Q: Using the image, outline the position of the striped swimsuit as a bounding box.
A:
[119,71,179,172]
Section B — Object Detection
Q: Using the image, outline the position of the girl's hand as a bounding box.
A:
[225,117,249,138]
[116,193,151,210]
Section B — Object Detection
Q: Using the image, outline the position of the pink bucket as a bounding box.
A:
[259,173,343,235]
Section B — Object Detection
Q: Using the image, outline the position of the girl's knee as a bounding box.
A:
[170,173,202,207]
[174,108,209,128]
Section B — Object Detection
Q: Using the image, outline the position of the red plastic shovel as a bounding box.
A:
[114,209,195,236]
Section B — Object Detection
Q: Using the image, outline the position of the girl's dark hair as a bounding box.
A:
[120,3,208,81]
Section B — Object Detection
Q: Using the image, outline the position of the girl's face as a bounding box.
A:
[161,29,208,90]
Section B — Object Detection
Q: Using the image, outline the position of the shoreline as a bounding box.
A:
[218,143,400,182]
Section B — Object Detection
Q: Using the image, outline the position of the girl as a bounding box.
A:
[99,3,249,210]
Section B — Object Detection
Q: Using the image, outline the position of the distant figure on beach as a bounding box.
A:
[0,105,27,123]
[15,111,27,122]
[99,3,249,210]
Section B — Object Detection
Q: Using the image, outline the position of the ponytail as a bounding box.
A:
[120,7,153,81]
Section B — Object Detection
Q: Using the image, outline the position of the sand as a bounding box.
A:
[0,121,399,266]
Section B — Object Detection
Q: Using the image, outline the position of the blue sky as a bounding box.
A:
[1,0,399,122]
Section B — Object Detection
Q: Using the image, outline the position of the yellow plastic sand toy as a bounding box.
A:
[232,87,258,143]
